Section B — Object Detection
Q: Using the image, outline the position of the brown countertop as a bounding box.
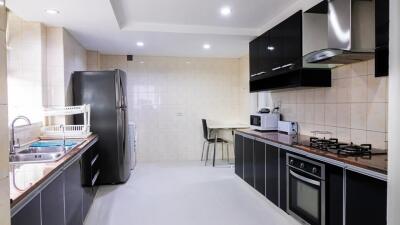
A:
[236,129,387,176]
[9,135,99,208]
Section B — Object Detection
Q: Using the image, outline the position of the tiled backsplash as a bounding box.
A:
[260,60,388,149]
[99,55,246,162]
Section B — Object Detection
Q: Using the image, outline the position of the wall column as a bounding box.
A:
[387,0,400,224]
[0,1,10,225]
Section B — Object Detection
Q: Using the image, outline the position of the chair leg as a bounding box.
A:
[222,142,224,160]
[201,141,206,161]
[205,143,210,166]
[226,143,230,163]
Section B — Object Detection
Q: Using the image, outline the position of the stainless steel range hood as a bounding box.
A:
[304,0,375,66]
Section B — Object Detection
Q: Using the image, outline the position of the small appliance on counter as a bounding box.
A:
[278,121,298,135]
[250,108,280,131]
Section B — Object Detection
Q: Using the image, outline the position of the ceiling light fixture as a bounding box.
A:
[203,44,211,50]
[220,6,232,16]
[136,42,144,47]
[0,1,4,6]
[45,9,60,14]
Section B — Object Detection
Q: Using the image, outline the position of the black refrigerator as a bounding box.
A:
[73,69,131,184]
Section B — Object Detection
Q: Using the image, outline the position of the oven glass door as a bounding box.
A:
[250,115,261,126]
[288,168,323,225]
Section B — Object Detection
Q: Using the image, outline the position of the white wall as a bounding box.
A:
[387,0,400,224]
[100,55,247,162]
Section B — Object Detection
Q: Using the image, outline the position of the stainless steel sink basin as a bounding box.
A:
[18,146,74,154]
[9,139,84,164]
[9,152,64,164]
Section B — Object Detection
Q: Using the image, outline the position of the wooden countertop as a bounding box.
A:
[236,129,387,176]
[9,135,99,208]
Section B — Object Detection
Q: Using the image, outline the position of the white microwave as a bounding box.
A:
[250,113,280,131]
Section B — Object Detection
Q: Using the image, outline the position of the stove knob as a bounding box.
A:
[312,167,318,174]
[289,159,294,165]
[300,163,305,169]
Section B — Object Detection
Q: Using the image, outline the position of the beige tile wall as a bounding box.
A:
[6,13,45,123]
[0,4,10,225]
[263,60,388,149]
[100,55,245,162]
[87,50,100,70]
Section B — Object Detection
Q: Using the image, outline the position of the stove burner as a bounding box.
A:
[310,138,373,157]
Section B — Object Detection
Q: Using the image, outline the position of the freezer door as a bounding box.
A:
[116,107,131,181]
[115,70,128,108]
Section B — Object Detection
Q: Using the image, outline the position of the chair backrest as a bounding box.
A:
[202,119,208,140]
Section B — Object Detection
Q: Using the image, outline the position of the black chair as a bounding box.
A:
[201,119,229,166]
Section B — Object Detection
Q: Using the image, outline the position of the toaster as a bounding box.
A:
[278,121,298,135]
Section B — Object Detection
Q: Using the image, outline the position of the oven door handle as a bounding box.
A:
[290,170,321,186]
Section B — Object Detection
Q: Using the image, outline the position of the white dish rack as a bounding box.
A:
[41,105,92,139]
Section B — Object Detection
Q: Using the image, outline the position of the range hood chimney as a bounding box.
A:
[304,0,375,65]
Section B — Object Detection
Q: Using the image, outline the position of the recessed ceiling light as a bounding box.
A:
[136,42,144,47]
[203,44,211,49]
[45,9,60,14]
[140,61,145,64]
[0,1,4,6]
[220,6,232,16]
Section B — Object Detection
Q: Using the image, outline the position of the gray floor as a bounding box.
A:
[84,161,300,225]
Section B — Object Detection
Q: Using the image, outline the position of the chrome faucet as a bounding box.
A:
[10,116,31,154]
[60,124,66,152]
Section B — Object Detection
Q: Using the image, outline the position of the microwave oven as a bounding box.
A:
[250,113,280,131]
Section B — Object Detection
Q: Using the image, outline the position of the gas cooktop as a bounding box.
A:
[309,137,387,158]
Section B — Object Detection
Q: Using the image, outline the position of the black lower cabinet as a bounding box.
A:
[41,174,65,225]
[243,137,254,187]
[11,195,41,225]
[234,134,244,178]
[265,144,279,206]
[254,140,266,196]
[65,160,83,225]
[326,165,343,225]
[346,171,387,225]
[279,149,287,211]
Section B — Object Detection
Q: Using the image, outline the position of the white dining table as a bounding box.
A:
[206,122,250,167]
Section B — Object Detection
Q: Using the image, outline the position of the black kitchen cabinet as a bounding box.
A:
[254,140,266,196]
[375,0,389,77]
[41,174,65,225]
[12,195,41,225]
[243,137,254,187]
[282,11,302,72]
[265,144,279,206]
[346,171,387,225]
[249,35,268,78]
[234,134,244,178]
[326,165,343,225]
[279,149,287,211]
[65,160,83,225]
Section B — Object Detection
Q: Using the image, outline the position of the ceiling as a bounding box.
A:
[7,0,301,58]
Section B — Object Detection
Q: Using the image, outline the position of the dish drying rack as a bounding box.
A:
[41,105,92,139]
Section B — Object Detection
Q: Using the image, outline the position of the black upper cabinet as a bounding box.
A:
[346,171,387,225]
[249,10,331,92]
[375,0,389,77]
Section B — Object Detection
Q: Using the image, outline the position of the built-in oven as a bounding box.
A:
[286,154,325,225]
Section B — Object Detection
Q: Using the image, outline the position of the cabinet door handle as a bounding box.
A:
[272,66,282,71]
[281,63,294,69]
[250,72,266,77]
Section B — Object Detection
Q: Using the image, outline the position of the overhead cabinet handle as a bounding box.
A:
[272,66,282,71]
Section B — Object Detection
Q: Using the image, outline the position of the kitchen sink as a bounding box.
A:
[9,139,83,164]
[9,152,64,164]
